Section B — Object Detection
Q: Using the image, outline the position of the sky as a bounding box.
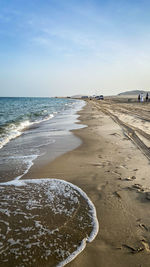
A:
[0,0,150,97]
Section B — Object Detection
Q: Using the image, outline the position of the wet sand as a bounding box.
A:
[25,99,150,266]
[0,178,98,267]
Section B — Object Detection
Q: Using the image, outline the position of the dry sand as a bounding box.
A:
[26,99,150,266]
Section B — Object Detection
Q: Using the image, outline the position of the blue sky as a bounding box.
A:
[0,0,150,96]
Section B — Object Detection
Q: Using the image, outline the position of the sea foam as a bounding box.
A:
[0,178,99,267]
[0,114,54,150]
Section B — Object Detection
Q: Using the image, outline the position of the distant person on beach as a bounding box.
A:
[138,94,140,102]
[146,93,149,102]
[140,93,144,102]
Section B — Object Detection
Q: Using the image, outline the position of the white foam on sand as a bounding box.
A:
[0,178,99,267]
[14,155,38,181]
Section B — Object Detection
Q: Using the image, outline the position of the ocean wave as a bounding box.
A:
[0,114,54,149]
[0,120,31,149]
[0,98,84,150]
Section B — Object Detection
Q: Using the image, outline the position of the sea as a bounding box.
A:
[0,97,99,267]
[0,97,85,182]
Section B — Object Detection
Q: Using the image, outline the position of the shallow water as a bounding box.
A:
[0,179,99,267]
[0,98,85,182]
[0,98,99,266]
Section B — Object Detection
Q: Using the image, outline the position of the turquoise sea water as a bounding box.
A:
[0,97,81,149]
[0,97,99,267]
[0,97,85,182]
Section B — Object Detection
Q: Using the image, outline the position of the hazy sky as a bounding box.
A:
[0,0,150,97]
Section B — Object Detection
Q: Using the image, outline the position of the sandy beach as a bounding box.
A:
[22,98,150,266]
[2,0,150,266]
[2,98,150,266]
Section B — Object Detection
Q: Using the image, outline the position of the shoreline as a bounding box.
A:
[26,99,150,266]
[0,98,85,183]
[22,100,85,180]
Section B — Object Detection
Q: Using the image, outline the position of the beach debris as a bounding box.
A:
[125,177,132,181]
[141,240,150,252]
[114,191,121,198]
[92,163,102,167]
[125,176,136,181]
[122,244,144,254]
[119,164,127,169]
[112,171,121,176]
[132,184,143,190]
[139,223,149,231]
[126,184,144,192]
[110,132,120,137]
